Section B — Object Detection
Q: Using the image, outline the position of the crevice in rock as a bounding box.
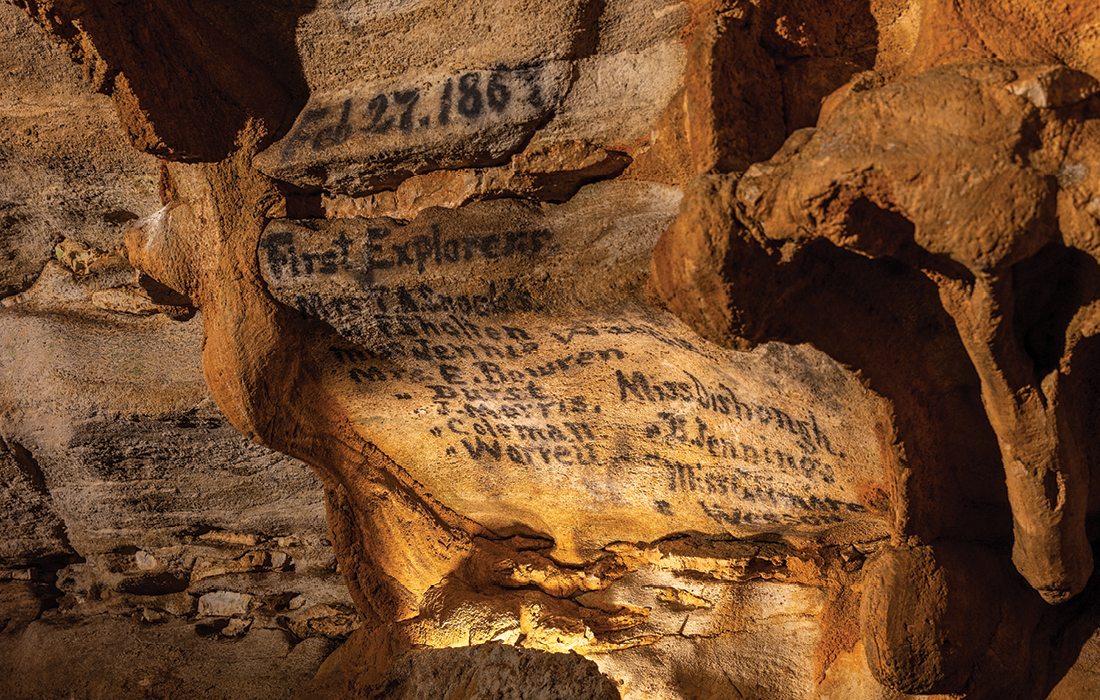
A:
[1012,243,1100,380]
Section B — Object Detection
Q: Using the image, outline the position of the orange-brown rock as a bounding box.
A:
[6,1,1100,698]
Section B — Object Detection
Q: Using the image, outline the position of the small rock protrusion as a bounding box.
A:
[134,550,159,571]
[197,591,254,618]
[1007,65,1100,109]
[220,617,252,638]
[140,607,166,624]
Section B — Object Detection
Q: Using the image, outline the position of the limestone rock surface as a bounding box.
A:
[5,1,1100,699]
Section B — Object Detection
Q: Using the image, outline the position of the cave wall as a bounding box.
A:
[2,1,1100,698]
[0,6,352,696]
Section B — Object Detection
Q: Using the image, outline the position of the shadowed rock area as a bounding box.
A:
[3,1,1100,698]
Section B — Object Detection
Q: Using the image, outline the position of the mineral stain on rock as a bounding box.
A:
[4,1,1100,699]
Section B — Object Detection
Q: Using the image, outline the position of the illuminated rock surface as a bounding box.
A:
[3,1,1100,698]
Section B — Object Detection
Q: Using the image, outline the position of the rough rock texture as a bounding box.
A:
[5,0,1100,698]
[0,8,160,297]
[0,6,354,694]
[319,642,622,699]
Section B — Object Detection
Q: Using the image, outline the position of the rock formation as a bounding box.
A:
[3,1,1100,698]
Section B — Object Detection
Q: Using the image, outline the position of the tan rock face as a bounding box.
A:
[255,62,576,193]
[6,0,1100,698]
[0,7,160,297]
[257,192,892,560]
[738,63,1100,604]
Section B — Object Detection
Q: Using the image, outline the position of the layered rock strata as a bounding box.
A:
[4,1,1100,698]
